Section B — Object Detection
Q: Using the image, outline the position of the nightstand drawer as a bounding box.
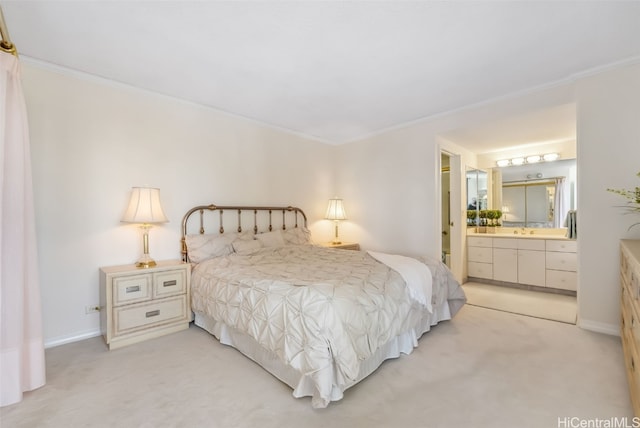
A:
[114,295,187,336]
[154,269,187,298]
[113,274,152,306]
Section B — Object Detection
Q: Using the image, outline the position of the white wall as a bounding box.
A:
[575,63,640,334]
[22,62,335,346]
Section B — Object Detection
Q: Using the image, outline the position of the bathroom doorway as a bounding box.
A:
[441,152,452,268]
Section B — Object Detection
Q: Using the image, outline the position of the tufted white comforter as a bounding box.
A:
[190,245,465,407]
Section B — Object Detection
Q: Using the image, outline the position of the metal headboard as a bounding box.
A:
[181,204,308,262]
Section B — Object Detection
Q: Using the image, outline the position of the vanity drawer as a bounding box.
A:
[468,236,492,248]
[546,240,577,253]
[468,262,492,279]
[517,239,546,251]
[114,295,188,336]
[546,252,577,272]
[492,238,518,249]
[545,269,577,291]
[468,246,492,263]
[153,270,187,298]
[113,274,152,306]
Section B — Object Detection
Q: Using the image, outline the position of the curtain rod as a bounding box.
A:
[0,5,17,57]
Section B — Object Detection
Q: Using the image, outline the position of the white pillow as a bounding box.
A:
[185,233,235,263]
[256,230,286,248]
[233,230,256,241]
[282,227,312,245]
[233,239,263,255]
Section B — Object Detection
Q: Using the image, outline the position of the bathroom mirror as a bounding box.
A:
[466,168,488,226]
[496,159,576,228]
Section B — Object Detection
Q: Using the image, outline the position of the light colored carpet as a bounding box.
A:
[1,305,630,428]
[463,282,578,324]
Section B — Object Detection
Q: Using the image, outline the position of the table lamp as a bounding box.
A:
[325,198,347,244]
[121,187,168,268]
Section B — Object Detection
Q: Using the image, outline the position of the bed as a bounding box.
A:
[181,204,466,408]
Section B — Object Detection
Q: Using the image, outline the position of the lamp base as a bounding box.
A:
[135,225,157,268]
[331,240,342,245]
[135,254,157,269]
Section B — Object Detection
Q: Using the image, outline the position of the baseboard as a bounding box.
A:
[44,329,102,349]
[577,318,620,337]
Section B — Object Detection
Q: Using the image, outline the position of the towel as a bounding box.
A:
[367,251,433,313]
[564,210,577,239]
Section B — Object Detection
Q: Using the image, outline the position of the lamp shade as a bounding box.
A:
[325,198,347,221]
[121,187,168,224]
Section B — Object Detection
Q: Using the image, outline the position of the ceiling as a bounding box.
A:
[2,1,640,150]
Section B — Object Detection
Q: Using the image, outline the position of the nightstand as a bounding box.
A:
[321,242,360,251]
[99,260,191,350]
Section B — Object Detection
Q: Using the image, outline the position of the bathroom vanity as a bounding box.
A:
[467,230,576,292]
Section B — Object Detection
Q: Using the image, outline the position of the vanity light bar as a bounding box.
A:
[496,153,559,167]
[526,155,541,164]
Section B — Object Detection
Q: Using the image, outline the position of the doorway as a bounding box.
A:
[441,152,452,268]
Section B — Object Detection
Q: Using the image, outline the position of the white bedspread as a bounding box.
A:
[190,245,465,407]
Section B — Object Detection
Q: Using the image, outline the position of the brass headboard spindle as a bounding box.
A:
[219,210,224,234]
[282,210,286,230]
[268,210,273,232]
[253,210,258,234]
[199,209,205,234]
[237,209,242,233]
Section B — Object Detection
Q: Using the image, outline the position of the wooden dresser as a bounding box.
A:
[620,239,640,416]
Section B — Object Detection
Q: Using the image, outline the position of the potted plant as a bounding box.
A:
[466,210,478,228]
[478,210,488,233]
[495,209,503,228]
[486,210,497,233]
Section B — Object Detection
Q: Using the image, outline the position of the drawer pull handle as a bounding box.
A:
[146,310,160,318]
[126,286,141,293]
[163,280,177,287]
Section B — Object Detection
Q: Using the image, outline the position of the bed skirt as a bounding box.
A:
[193,297,453,408]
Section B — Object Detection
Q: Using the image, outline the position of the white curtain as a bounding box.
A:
[0,51,46,406]
[553,177,567,228]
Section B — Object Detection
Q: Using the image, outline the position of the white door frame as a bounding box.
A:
[438,146,463,283]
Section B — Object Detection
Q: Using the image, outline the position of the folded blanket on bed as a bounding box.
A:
[367,251,433,313]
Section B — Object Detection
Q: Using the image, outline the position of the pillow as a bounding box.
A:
[233,230,256,241]
[232,239,263,255]
[282,227,313,245]
[256,229,286,247]
[185,233,235,263]
[256,230,286,248]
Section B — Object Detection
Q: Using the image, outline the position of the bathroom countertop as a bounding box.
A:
[466,231,573,240]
